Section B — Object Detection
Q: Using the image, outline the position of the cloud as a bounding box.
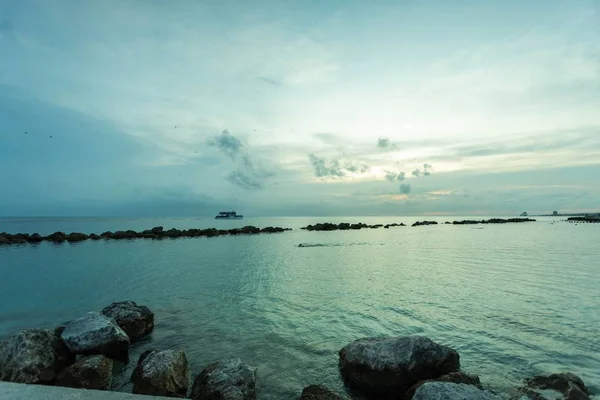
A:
[423,163,433,176]
[207,129,274,190]
[226,170,263,190]
[412,168,421,177]
[308,153,345,178]
[384,170,406,182]
[377,137,396,149]
[256,76,282,86]
[344,160,369,174]
[399,184,412,194]
[308,153,370,178]
[207,130,243,159]
[313,132,341,145]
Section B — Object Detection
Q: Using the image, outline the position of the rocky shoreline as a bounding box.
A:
[0,218,544,247]
[0,301,593,400]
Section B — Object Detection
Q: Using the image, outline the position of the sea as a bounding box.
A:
[0,216,598,398]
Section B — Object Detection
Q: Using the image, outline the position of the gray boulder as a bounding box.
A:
[101,301,154,341]
[404,371,482,400]
[190,358,257,400]
[56,355,113,390]
[0,328,74,384]
[299,385,345,400]
[60,312,130,359]
[339,336,460,397]
[132,350,190,398]
[412,382,499,400]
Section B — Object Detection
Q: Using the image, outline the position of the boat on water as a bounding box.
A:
[214,211,243,220]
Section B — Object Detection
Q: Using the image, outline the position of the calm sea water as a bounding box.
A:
[0,216,598,398]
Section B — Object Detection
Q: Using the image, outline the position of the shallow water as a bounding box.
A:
[0,216,598,398]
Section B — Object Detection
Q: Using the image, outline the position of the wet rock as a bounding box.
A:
[339,336,460,397]
[60,312,130,359]
[412,382,499,400]
[513,373,592,400]
[27,233,43,243]
[89,233,101,240]
[190,358,256,400]
[412,221,438,227]
[0,328,74,384]
[46,231,67,242]
[163,228,182,238]
[298,385,345,400]
[525,373,590,396]
[101,301,154,341]
[100,231,114,239]
[404,371,481,400]
[132,349,190,398]
[0,234,10,245]
[66,232,89,242]
[56,355,113,390]
[151,226,164,234]
[260,226,285,234]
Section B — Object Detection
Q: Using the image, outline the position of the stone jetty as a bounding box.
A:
[0,225,291,246]
[0,217,548,247]
[0,302,594,399]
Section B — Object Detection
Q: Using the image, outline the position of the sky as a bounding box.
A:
[1,0,599,216]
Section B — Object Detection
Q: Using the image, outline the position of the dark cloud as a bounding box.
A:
[399,184,412,194]
[207,130,274,190]
[423,163,433,176]
[309,153,345,177]
[226,170,263,190]
[308,154,370,178]
[384,170,406,182]
[256,76,282,86]
[377,137,396,149]
[344,160,369,174]
[412,168,421,177]
[207,129,243,159]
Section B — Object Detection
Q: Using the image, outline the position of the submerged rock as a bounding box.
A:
[298,385,345,400]
[0,328,74,384]
[513,372,592,400]
[101,301,154,341]
[413,382,499,400]
[190,358,256,400]
[404,371,481,400]
[56,354,113,390]
[132,349,190,398]
[60,312,130,359]
[339,336,460,397]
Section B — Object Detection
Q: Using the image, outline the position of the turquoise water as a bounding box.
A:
[0,217,598,398]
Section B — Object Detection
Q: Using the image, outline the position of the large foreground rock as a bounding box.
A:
[56,355,113,390]
[0,328,74,384]
[101,301,154,341]
[132,350,190,398]
[513,372,592,400]
[190,358,257,400]
[339,336,460,397]
[413,382,499,400]
[61,312,130,359]
[299,385,345,400]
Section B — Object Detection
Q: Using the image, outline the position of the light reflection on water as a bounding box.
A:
[0,217,598,398]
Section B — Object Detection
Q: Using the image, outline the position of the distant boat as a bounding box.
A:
[215,211,243,220]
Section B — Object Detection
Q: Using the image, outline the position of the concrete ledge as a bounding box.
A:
[0,382,173,399]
